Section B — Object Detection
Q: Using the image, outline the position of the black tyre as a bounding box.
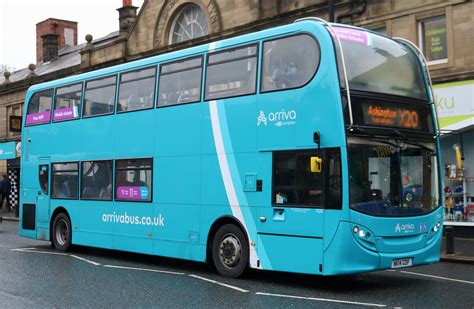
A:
[52,213,72,252]
[212,224,249,278]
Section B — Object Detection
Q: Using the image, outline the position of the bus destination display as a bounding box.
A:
[362,103,421,129]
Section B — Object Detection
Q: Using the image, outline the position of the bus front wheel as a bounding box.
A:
[52,213,72,252]
[212,224,248,278]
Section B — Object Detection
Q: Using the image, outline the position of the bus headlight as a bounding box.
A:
[432,221,441,233]
[351,224,376,251]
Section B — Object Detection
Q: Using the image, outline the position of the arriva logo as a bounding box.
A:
[257,109,297,127]
[395,223,415,233]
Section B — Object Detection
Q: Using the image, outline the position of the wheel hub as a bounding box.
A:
[219,234,242,268]
[55,219,68,246]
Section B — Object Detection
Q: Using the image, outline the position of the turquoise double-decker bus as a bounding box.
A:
[19,19,443,278]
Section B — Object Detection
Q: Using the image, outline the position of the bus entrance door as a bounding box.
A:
[36,158,51,224]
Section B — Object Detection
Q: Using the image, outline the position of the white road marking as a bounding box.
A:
[12,248,100,266]
[103,264,185,276]
[11,248,68,256]
[70,254,101,266]
[255,292,386,307]
[397,270,474,285]
[189,274,249,293]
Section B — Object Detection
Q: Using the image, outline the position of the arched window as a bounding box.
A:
[169,4,209,44]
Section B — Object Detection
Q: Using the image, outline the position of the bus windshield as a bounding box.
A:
[333,27,428,101]
[348,138,440,217]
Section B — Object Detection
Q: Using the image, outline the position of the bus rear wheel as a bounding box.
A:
[52,213,72,252]
[212,224,248,278]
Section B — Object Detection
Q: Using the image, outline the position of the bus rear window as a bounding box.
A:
[26,89,53,126]
[118,67,156,113]
[53,83,82,122]
[205,44,257,100]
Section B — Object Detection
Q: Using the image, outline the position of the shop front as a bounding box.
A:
[434,80,474,228]
[0,141,21,216]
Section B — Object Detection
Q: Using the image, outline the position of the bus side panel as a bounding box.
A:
[153,101,203,260]
[257,234,323,275]
[73,201,115,250]
[153,204,204,262]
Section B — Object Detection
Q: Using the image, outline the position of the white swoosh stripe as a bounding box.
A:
[209,100,260,268]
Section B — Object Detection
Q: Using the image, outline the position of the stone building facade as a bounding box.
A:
[0,0,473,211]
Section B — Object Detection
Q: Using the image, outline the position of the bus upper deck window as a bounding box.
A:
[118,67,156,113]
[25,89,53,126]
[53,83,83,122]
[158,57,202,107]
[261,34,320,92]
[205,44,258,100]
[83,76,117,117]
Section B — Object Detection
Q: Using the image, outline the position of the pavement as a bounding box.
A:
[1,208,473,264]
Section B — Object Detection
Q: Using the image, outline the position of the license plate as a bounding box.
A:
[391,258,413,269]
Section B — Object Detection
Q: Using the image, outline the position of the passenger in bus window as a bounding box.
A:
[271,59,301,89]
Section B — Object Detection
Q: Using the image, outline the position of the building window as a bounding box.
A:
[6,103,23,136]
[157,57,202,106]
[169,4,209,44]
[115,158,153,202]
[419,16,448,64]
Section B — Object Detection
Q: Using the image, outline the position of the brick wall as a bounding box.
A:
[36,18,78,63]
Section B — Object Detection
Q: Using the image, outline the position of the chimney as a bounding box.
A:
[36,18,78,64]
[117,0,138,37]
[42,33,59,62]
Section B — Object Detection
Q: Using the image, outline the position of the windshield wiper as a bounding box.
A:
[351,126,403,149]
[387,128,436,153]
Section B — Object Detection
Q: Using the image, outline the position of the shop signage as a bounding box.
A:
[422,17,447,62]
[433,80,474,130]
[0,142,16,160]
[9,116,22,132]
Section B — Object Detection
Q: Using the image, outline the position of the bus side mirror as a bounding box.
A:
[310,157,322,173]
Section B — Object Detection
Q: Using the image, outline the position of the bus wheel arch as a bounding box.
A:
[207,216,249,278]
[50,207,72,252]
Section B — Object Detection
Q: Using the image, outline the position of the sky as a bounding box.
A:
[0,0,144,71]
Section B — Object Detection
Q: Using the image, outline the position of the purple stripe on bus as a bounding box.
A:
[26,111,51,125]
